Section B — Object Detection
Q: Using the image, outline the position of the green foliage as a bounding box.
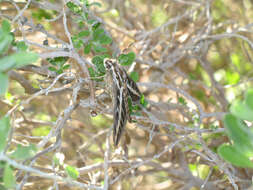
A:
[0,20,13,54]
[65,165,79,179]
[130,71,139,82]
[47,57,69,74]
[140,94,148,108]
[67,1,112,56]
[66,2,82,15]
[118,52,136,66]
[3,164,15,188]
[218,145,253,168]
[0,20,38,95]
[0,52,38,72]
[89,54,110,81]
[218,89,253,168]
[230,89,253,121]
[11,144,37,161]
[32,9,53,21]
[0,117,10,152]
[178,96,187,106]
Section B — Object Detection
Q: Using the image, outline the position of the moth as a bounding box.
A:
[104,58,141,146]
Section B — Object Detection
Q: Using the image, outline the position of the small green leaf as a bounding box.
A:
[66,2,82,14]
[92,55,103,65]
[93,44,107,53]
[84,43,92,54]
[0,116,10,152]
[16,41,28,51]
[78,30,90,37]
[118,52,136,66]
[72,36,83,49]
[0,73,8,95]
[88,67,96,78]
[65,165,79,179]
[218,145,253,168]
[178,97,187,105]
[91,22,101,30]
[92,55,108,74]
[140,94,148,107]
[99,34,112,45]
[92,28,104,40]
[62,64,70,70]
[130,71,139,82]
[47,57,68,66]
[88,19,96,25]
[11,144,37,160]
[48,66,57,72]
[2,20,11,33]
[0,52,38,72]
[3,164,15,188]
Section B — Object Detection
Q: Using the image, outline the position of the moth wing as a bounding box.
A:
[125,72,141,102]
[112,84,128,146]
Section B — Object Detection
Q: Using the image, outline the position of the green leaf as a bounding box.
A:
[91,55,108,74]
[48,66,57,72]
[92,28,104,41]
[130,71,139,82]
[118,52,136,66]
[93,44,107,53]
[3,164,15,188]
[71,36,83,49]
[0,52,38,72]
[0,116,10,152]
[88,67,96,78]
[218,144,253,168]
[99,34,112,45]
[92,55,103,65]
[16,41,28,51]
[230,99,253,121]
[62,64,70,70]
[84,43,92,54]
[91,22,101,30]
[47,56,68,66]
[78,30,90,37]
[2,20,11,33]
[140,94,148,107]
[178,96,187,105]
[0,35,13,54]
[224,114,253,157]
[65,165,79,179]
[11,144,37,161]
[0,73,8,95]
[66,2,82,14]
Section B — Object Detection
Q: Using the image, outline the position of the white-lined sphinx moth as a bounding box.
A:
[104,58,141,146]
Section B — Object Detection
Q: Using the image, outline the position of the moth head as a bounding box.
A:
[104,58,117,71]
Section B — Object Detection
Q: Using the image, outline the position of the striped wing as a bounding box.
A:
[112,83,129,146]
